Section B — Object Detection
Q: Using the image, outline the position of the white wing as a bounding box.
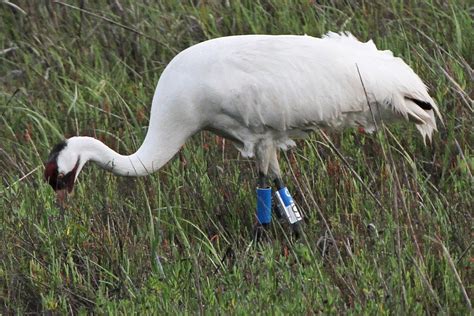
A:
[147,33,440,156]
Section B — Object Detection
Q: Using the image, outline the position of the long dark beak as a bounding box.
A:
[55,189,69,208]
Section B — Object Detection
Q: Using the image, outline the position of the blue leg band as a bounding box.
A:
[274,187,303,224]
[256,187,272,224]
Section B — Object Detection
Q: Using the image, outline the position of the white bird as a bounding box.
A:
[45,32,441,231]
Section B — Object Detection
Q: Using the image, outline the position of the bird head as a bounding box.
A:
[44,140,84,198]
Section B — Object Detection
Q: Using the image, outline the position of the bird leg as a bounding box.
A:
[273,177,303,236]
[253,172,272,242]
[256,171,272,227]
[257,171,267,188]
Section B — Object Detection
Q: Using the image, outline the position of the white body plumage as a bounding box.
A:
[46,32,441,191]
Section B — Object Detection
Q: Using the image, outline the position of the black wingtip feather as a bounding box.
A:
[406,97,433,111]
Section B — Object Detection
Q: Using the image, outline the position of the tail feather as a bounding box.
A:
[324,31,442,144]
[405,98,440,143]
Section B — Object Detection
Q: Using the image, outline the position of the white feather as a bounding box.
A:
[150,33,440,155]
[53,32,441,181]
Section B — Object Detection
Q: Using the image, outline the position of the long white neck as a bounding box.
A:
[67,137,155,176]
[69,114,197,177]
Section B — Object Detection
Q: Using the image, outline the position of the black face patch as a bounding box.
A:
[44,141,79,192]
[44,158,80,192]
[406,97,433,111]
[46,141,67,163]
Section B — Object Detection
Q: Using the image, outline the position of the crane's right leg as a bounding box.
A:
[273,177,303,237]
[268,151,303,237]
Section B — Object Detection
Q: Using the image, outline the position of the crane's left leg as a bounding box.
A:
[253,142,274,241]
[256,171,272,226]
[253,172,273,242]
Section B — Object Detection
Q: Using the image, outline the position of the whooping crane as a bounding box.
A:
[45,32,441,235]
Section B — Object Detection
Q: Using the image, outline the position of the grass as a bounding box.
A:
[1,0,472,314]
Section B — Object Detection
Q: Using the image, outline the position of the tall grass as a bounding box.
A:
[1,0,472,314]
